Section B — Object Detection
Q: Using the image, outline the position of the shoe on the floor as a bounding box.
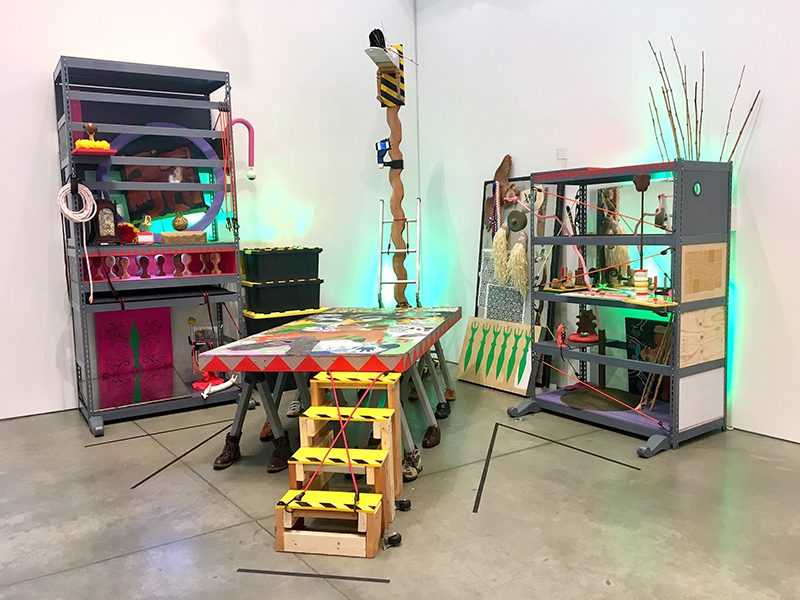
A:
[402,458,418,482]
[434,402,451,420]
[259,420,273,442]
[285,396,302,418]
[268,434,292,473]
[406,447,423,474]
[422,425,441,448]
[213,434,241,470]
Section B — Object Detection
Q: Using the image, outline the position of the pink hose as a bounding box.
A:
[513,199,592,289]
[231,118,256,178]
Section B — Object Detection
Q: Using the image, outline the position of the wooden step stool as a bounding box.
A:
[288,446,394,529]
[300,406,396,504]
[276,489,383,558]
[310,372,403,496]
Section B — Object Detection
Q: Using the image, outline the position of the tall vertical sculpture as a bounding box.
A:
[366,29,409,308]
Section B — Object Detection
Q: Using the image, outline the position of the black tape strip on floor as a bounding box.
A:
[472,422,499,513]
[472,421,641,513]
[497,423,642,471]
[85,418,232,448]
[130,423,231,489]
[237,568,390,584]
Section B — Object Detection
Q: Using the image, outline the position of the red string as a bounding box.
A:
[294,372,388,499]
[222,303,241,335]
[535,186,669,231]
[329,372,359,497]
[545,249,668,287]
[536,355,665,427]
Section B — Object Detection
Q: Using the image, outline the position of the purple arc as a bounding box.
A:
[96,122,224,239]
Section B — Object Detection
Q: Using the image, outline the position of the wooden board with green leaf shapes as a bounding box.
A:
[456,317,539,396]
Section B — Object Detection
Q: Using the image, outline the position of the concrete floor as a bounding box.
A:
[1,374,799,599]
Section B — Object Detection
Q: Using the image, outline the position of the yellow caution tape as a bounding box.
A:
[289,447,387,467]
[302,406,394,422]
[277,489,382,513]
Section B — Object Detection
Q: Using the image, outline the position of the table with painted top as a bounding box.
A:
[199,307,462,470]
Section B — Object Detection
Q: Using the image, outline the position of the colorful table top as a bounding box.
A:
[199,307,462,373]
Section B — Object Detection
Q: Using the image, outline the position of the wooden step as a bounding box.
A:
[277,489,382,513]
[312,371,401,387]
[289,447,388,468]
[301,406,394,422]
[275,490,383,558]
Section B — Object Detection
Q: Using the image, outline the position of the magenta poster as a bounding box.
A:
[95,307,174,409]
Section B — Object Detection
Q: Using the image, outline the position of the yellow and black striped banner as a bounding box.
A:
[277,489,382,513]
[289,447,387,467]
[379,43,405,108]
[313,371,401,385]
[302,406,394,422]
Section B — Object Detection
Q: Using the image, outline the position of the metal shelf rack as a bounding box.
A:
[54,56,244,436]
[509,160,732,457]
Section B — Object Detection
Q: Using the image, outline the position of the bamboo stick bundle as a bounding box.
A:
[649,86,670,159]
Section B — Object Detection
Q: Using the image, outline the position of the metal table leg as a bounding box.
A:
[410,362,441,448]
[294,372,311,410]
[231,376,256,438]
[255,372,293,473]
[213,376,255,470]
[423,351,450,419]
[433,339,456,401]
[256,373,286,439]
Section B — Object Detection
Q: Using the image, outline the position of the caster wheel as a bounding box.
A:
[382,532,402,549]
[395,498,412,512]
[507,406,520,418]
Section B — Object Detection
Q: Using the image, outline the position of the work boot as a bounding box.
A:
[408,447,423,474]
[268,434,292,473]
[434,402,451,420]
[422,425,441,448]
[213,434,241,470]
[259,420,273,442]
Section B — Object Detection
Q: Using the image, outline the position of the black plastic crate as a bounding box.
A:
[243,307,325,336]
[242,278,323,314]
[241,247,322,282]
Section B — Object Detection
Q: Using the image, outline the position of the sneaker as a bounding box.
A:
[408,447,423,473]
[402,458,418,482]
[285,396,302,418]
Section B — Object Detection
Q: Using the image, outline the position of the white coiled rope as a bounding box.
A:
[57,180,97,303]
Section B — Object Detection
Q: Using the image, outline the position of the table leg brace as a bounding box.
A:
[410,362,441,448]
[256,373,286,439]
[434,339,456,401]
[423,352,451,419]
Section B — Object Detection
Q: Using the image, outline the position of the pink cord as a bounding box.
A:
[231,118,256,173]
[513,198,592,289]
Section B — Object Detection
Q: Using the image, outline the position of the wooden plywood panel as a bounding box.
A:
[678,368,725,431]
[681,243,727,302]
[456,317,539,396]
[679,307,726,368]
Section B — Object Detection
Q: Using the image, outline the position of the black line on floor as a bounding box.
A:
[85,419,232,447]
[237,568,390,584]
[497,423,642,471]
[130,423,231,489]
[472,422,499,513]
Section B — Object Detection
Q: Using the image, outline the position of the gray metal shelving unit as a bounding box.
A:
[54,56,244,436]
[509,160,732,457]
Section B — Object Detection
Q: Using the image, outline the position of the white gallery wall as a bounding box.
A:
[415,0,800,442]
[2,0,797,445]
[0,0,417,420]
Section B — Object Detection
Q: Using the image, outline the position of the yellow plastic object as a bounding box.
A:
[74,139,111,150]
[302,406,394,422]
[242,307,327,319]
[277,489,382,513]
[289,447,388,467]
[312,372,401,385]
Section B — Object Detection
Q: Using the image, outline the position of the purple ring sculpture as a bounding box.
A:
[96,122,225,240]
